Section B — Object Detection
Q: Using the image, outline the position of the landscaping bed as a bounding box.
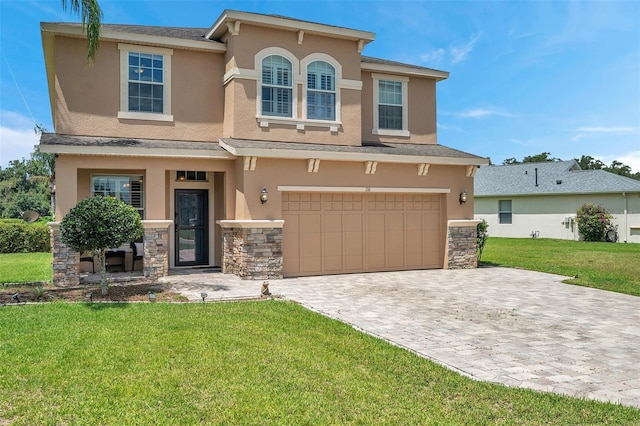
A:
[0,282,187,304]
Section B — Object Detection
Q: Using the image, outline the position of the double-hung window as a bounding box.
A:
[118,44,173,122]
[306,61,336,121]
[372,74,409,137]
[499,200,512,224]
[261,55,293,117]
[92,175,144,218]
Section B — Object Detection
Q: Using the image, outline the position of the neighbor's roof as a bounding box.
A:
[474,160,640,196]
[220,138,488,166]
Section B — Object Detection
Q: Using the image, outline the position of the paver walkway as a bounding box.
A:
[165,267,640,408]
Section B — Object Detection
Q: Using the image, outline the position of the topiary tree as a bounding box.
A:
[576,204,612,242]
[60,196,143,294]
[476,219,489,263]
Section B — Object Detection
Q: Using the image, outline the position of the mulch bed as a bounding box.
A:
[0,282,187,304]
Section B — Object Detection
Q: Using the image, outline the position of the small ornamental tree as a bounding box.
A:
[576,203,612,242]
[60,196,143,294]
[476,219,489,263]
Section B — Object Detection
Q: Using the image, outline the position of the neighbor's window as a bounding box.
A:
[499,200,512,224]
[92,175,144,218]
[373,74,409,136]
[118,44,173,122]
[307,60,336,121]
[261,55,293,117]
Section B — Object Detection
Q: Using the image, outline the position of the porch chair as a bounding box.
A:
[130,239,144,272]
[80,253,95,273]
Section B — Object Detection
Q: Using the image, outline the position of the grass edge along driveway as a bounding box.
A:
[481,238,640,297]
[1,302,638,425]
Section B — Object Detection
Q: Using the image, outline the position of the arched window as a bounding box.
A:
[261,55,293,117]
[306,61,336,120]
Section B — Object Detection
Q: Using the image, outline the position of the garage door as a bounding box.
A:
[282,192,443,277]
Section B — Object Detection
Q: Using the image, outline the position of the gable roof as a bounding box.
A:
[361,56,449,81]
[475,160,640,196]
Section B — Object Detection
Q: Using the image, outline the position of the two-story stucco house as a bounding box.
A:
[40,10,489,285]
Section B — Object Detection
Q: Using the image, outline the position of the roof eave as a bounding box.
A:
[39,143,236,160]
[40,22,226,52]
[361,62,449,81]
[219,140,487,166]
[206,10,375,44]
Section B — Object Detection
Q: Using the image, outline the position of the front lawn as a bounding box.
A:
[482,238,640,296]
[1,302,637,425]
[0,252,52,284]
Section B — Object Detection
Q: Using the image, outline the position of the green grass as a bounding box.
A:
[1,302,638,425]
[0,252,52,284]
[482,238,640,296]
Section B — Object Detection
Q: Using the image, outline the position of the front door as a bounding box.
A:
[175,189,209,266]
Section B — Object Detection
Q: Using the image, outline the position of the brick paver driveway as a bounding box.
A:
[269,268,640,408]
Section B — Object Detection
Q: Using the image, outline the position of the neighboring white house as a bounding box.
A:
[474,160,640,243]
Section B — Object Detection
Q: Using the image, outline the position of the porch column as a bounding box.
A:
[141,220,173,280]
[445,219,481,269]
[217,220,284,280]
[48,222,80,286]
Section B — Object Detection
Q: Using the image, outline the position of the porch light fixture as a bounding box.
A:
[201,292,208,302]
[459,191,468,204]
[260,187,268,204]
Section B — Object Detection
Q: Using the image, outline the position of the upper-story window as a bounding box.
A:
[372,73,409,137]
[118,44,173,122]
[306,61,336,121]
[261,55,293,117]
[128,52,164,113]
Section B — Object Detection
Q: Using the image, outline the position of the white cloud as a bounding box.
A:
[450,33,482,64]
[0,110,39,168]
[420,48,446,65]
[598,151,640,174]
[455,108,514,118]
[571,126,636,142]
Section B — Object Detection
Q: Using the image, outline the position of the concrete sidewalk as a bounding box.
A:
[164,267,640,408]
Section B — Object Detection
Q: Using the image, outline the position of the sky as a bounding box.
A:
[1,0,639,170]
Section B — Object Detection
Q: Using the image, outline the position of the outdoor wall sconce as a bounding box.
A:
[459,191,468,204]
[260,187,269,204]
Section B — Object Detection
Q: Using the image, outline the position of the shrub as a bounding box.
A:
[0,221,51,253]
[476,219,489,262]
[60,196,143,294]
[576,204,612,242]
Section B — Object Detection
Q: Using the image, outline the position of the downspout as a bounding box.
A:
[623,192,628,243]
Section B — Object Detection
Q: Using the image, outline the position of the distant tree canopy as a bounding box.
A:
[501,153,639,181]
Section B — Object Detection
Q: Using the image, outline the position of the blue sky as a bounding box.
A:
[1,0,639,170]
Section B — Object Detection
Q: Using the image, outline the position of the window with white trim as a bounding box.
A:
[306,61,336,121]
[92,175,144,218]
[261,55,293,117]
[499,200,512,224]
[118,44,173,122]
[372,74,409,137]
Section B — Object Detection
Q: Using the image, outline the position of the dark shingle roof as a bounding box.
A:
[220,137,487,164]
[475,160,640,196]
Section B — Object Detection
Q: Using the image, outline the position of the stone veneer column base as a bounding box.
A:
[48,222,80,287]
[142,220,172,280]
[446,220,481,269]
[218,220,284,280]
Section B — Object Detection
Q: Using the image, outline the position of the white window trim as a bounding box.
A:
[301,53,342,123]
[255,47,299,123]
[498,199,513,225]
[372,73,409,137]
[118,43,174,122]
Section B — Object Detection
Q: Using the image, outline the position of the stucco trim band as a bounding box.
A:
[217,220,285,229]
[278,186,451,194]
[142,220,173,229]
[448,219,482,227]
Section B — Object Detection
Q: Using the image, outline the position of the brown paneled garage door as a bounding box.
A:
[282,192,443,277]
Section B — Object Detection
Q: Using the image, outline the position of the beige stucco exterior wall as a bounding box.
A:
[232,157,474,222]
[222,24,362,145]
[361,70,437,145]
[475,193,640,243]
[53,37,224,141]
